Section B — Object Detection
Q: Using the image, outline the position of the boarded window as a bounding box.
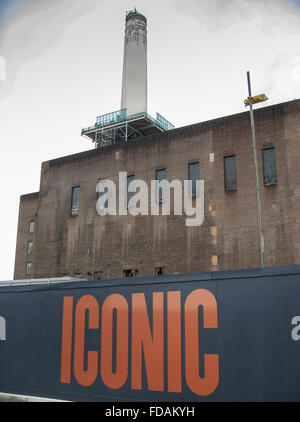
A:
[96,182,102,200]
[27,241,33,255]
[263,148,277,186]
[94,271,103,280]
[188,162,200,198]
[71,186,80,216]
[127,175,135,206]
[155,168,166,203]
[29,221,35,233]
[224,155,237,192]
[26,262,31,275]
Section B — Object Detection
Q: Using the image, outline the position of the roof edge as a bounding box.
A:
[46,98,300,168]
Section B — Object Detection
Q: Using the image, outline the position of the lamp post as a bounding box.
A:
[245,71,268,268]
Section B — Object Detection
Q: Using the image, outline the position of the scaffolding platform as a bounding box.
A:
[81,109,175,148]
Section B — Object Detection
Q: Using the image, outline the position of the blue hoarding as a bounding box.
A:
[0,265,300,402]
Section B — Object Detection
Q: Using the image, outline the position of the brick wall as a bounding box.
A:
[14,193,39,280]
[14,99,300,280]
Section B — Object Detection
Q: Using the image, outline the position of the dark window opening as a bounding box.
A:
[27,241,33,255]
[94,271,103,280]
[97,180,108,205]
[155,267,166,276]
[71,186,80,216]
[188,162,200,198]
[263,148,277,186]
[123,269,133,278]
[127,175,135,207]
[224,155,237,192]
[155,168,166,203]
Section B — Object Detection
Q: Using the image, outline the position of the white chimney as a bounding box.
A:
[121,9,147,116]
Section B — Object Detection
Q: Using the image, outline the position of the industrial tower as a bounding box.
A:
[121,8,148,116]
[81,9,174,147]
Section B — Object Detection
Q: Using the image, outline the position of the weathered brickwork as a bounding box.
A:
[14,99,300,280]
[14,192,39,280]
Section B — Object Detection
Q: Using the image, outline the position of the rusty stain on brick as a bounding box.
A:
[210,226,217,237]
[155,262,167,267]
[210,201,216,212]
[211,255,218,266]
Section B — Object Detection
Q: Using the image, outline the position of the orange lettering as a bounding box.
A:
[185,289,219,396]
[74,295,99,387]
[167,291,182,392]
[131,292,164,391]
[100,294,129,389]
[60,296,73,384]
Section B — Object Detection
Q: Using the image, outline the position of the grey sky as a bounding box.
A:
[0,0,299,280]
[0,0,97,89]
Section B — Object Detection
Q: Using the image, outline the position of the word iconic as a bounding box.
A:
[96,172,205,227]
[60,288,219,397]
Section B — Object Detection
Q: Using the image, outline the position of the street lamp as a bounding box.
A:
[244,71,268,268]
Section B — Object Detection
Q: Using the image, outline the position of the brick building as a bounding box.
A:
[13,98,300,280]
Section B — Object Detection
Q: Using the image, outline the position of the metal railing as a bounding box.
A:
[156,112,175,131]
[96,109,127,127]
[82,109,175,134]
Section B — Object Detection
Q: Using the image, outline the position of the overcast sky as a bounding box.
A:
[0,0,300,280]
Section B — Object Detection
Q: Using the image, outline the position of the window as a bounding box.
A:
[188,162,200,198]
[155,267,166,276]
[224,155,237,192]
[123,269,133,278]
[97,180,107,201]
[97,184,101,200]
[262,148,277,186]
[96,180,108,213]
[27,241,33,255]
[26,262,31,275]
[71,186,80,216]
[155,168,166,203]
[29,221,35,233]
[127,175,135,207]
[94,271,103,280]
[73,273,82,279]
